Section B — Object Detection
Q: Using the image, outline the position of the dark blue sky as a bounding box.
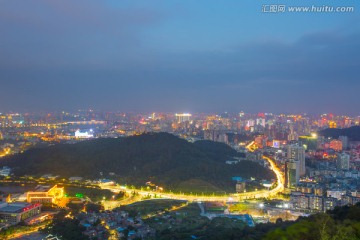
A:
[1,0,360,114]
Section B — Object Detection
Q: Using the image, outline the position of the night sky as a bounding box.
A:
[1,0,359,114]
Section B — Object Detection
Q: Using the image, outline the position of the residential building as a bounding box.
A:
[336,152,350,171]
[287,144,306,176]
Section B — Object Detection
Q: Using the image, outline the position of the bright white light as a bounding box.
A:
[175,113,191,117]
[259,203,264,208]
[75,130,93,138]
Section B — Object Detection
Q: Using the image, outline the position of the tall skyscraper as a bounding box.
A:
[204,129,228,144]
[336,152,350,170]
[339,136,349,150]
[285,160,300,188]
[287,144,306,176]
[175,113,191,123]
[287,124,299,141]
[256,118,266,128]
[0,115,5,127]
[7,115,13,127]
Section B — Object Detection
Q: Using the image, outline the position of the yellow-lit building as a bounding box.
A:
[26,185,64,204]
[0,116,6,127]
[328,121,337,128]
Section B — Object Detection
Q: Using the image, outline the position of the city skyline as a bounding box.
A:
[1,110,359,118]
[1,0,360,114]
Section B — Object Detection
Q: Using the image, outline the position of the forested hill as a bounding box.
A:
[193,140,241,159]
[319,126,360,141]
[1,133,274,191]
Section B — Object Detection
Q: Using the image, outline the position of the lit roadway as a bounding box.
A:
[101,155,285,206]
[261,155,285,196]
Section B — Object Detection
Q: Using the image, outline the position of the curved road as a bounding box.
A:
[101,155,285,206]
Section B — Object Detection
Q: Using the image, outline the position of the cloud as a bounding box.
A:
[0,1,359,114]
[0,0,165,68]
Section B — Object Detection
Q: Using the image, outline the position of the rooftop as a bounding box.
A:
[0,202,39,213]
[34,185,52,192]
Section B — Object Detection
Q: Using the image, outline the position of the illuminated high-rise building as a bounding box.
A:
[246,119,255,128]
[7,115,12,127]
[175,113,191,123]
[204,129,228,144]
[0,116,5,127]
[287,144,306,176]
[285,160,300,188]
[256,118,266,128]
[336,152,350,171]
[339,136,348,150]
[287,124,299,141]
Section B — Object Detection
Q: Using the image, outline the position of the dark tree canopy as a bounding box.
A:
[319,126,360,141]
[2,133,274,192]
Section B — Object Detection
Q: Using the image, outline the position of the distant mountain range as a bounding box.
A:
[1,133,274,192]
[319,126,360,141]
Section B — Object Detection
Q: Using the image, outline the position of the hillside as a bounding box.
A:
[263,203,360,240]
[1,133,274,192]
[319,126,360,141]
[193,140,245,159]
